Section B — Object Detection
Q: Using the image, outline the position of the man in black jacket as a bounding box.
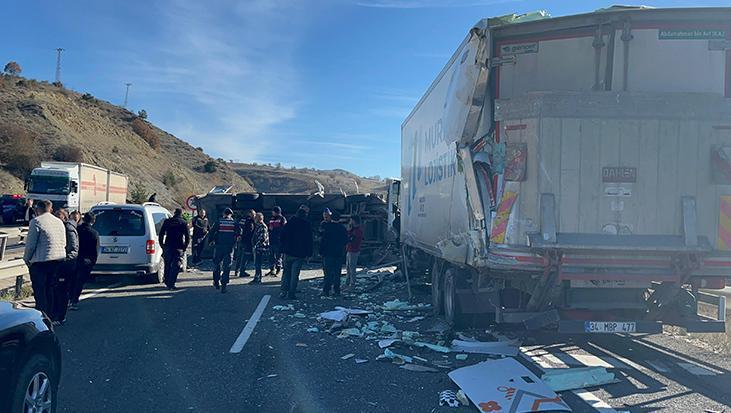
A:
[279,206,313,299]
[191,209,209,264]
[70,212,98,310]
[319,208,348,297]
[235,209,255,277]
[159,208,190,290]
[50,209,78,324]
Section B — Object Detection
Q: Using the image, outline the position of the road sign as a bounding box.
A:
[185,195,197,210]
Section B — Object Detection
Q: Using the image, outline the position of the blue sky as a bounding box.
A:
[2,0,728,178]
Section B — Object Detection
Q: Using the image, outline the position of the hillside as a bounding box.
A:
[231,163,387,195]
[0,75,253,207]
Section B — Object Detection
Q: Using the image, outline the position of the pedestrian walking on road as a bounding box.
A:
[266,206,287,276]
[280,205,313,299]
[23,198,35,225]
[49,209,78,325]
[235,209,255,277]
[23,200,66,317]
[159,208,190,290]
[345,215,364,289]
[70,212,99,309]
[320,208,348,297]
[250,212,270,284]
[209,208,238,293]
[191,209,209,265]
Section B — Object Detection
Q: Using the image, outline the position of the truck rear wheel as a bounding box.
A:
[443,267,458,326]
[431,261,444,315]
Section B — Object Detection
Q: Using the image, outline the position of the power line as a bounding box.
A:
[55,48,64,83]
[123,83,132,108]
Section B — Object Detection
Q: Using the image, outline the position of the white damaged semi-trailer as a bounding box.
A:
[401,6,729,333]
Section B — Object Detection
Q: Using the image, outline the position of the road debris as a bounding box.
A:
[455,354,468,361]
[400,364,438,373]
[449,358,570,413]
[341,353,355,360]
[382,299,431,311]
[306,327,320,333]
[455,390,469,406]
[439,390,460,408]
[296,343,308,347]
[355,358,369,364]
[378,348,413,364]
[293,312,306,318]
[414,342,451,353]
[319,306,373,322]
[541,367,619,392]
[378,339,399,349]
[272,304,294,311]
[451,339,519,357]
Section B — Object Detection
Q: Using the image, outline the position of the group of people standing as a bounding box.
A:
[187,205,364,299]
[23,200,100,325]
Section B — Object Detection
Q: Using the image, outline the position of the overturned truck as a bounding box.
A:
[401,6,729,333]
[195,191,395,264]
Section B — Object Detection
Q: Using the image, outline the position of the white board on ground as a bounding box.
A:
[448,358,571,413]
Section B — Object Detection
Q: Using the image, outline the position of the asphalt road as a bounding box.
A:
[47,267,731,413]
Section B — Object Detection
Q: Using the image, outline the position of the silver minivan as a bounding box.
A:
[89,202,171,283]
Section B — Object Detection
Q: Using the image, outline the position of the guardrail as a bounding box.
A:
[0,259,29,297]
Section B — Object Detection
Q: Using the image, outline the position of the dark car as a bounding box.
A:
[0,300,61,413]
[0,194,26,226]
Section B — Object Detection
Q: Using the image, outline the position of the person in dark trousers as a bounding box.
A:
[209,208,238,293]
[250,212,269,284]
[159,208,191,290]
[235,209,255,277]
[319,208,348,297]
[191,209,209,265]
[49,209,78,325]
[266,206,287,276]
[70,212,99,309]
[280,205,313,299]
[23,200,66,317]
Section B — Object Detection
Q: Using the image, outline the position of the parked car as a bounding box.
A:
[0,194,26,226]
[0,300,62,413]
[89,202,171,283]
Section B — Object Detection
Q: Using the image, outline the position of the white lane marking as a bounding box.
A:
[573,389,618,413]
[229,294,271,354]
[79,282,125,301]
[677,362,717,376]
[632,338,724,375]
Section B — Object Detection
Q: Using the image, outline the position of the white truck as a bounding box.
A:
[26,162,128,212]
[401,6,729,333]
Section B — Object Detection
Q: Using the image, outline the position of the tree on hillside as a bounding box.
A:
[128,182,149,204]
[3,61,21,76]
[0,124,39,178]
[137,109,148,119]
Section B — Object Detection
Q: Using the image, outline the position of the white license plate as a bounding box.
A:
[584,321,636,333]
[102,246,129,254]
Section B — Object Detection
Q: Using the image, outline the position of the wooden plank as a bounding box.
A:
[618,120,641,234]
[636,119,660,234]
[578,118,602,232]
[656,120,680,234]
[559,118,581,232]
[598,120,621,233]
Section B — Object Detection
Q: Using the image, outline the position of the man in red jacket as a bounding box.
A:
[345,215,364,289]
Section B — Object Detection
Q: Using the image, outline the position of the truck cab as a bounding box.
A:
[26,166,79,210]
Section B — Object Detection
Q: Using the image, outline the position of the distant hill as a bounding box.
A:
[231,163,387,195]
[0,75,253,207]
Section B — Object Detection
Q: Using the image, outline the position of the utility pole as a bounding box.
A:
[55,48,64,83]
[123,83,132,108]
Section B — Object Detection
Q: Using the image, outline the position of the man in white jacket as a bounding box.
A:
[23,200,66,316]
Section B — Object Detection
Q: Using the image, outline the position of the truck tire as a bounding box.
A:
[431,261,444,315]
[443,267,459,326]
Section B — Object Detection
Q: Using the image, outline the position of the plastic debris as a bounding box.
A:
[414,342,451,353]
[541,367,619,392]
[272,304,294,311]
[380,323,398,334]
[449,358,570,412]
[450,339,519,357]
[401,331,420,342]
[382,299,431,311]
[293,312,306,318]
[439,390,460,408]
[355,358,369,364]
[381,348,413,364]
[319,306,372,322]
[337,328,363,338]
[400,364,438,373]
[295,343,308,347]
[455,354,468,361]
[341,353,355,360]
[378,339,399,349]
[455,390,469,406]
[405,316,425,323]
[306,327,320,333]
[413,356,429,363]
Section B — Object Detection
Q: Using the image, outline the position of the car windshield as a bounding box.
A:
[28,175,70,195]
[92,209,146,236]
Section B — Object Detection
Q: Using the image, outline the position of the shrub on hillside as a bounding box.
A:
[203,160,217,173]
[137,109,148,119]
[81,92,95,102]
[128,182,149,204]
[53,144,83,162]
[3,61,21,76]
[0,124,39,178]
[162,170,178,188]
[131,118,160,151]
